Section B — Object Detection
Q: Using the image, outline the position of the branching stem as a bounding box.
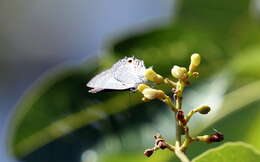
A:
[174,81,191,162]
[142,54,223,161]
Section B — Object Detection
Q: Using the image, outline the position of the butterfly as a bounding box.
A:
[87,57,147,93]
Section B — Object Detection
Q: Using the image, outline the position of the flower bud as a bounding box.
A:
[197,105,211,114]
[158,141,167,150]
[189,53,201,72]
[154,135,167,150]
[142,88,166,100]
[176,110,186,125]
[196,132,224,143]
[208,132,224,143]
[196,135,210,142]
[144,68,164,84]
[171,66,187,80]
[137,84,150,92]
[144,149,154,157]
[191,53,201,66]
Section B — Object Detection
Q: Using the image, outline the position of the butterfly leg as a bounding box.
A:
[88,88,104,93]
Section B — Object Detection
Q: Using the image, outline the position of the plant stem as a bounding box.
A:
[175,83,183,147]
[175,121,182,147]
[174,81,191,162]
[164,78,177,87]
[175,122,191,162]
[163,96,178,113]
[175,149,190,162]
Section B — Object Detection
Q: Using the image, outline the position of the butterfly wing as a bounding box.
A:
[112,58,146,86]
[86,69,133,93]
[87,57,147,93]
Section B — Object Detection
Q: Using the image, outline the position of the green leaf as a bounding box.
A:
[230,46,260,79]
[8,64,146,157]
[244,109,260,150]
[192,142,260,162]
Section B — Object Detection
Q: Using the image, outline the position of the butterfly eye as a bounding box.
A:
[128,59,133,63]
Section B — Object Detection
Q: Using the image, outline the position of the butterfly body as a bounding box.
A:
[87,57,147,93]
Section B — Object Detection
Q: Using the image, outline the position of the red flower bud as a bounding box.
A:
[144,149,154,157]
[176,110,186,125]
[158,141,167,149]
[209,132,224,143]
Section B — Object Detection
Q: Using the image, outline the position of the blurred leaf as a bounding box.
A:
[230,46,260,79]
[8,65,96,157]
[109,0,257,77]
[245,109,260,150]
[192,142,260,162]
[8,63,147,157]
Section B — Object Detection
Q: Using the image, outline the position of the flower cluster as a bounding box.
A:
[138,54,224,161]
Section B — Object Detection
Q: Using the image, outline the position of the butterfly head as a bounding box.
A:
[123,56,145,69]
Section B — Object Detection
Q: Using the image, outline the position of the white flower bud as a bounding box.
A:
[144,68,164,84]
[171,66,187,79]
[191,53,201,66]
[189,53,201,72]
[142,88,166,100]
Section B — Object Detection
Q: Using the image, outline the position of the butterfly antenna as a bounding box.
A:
[212,128,221,133]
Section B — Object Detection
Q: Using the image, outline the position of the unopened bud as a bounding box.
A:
[196,135,210,142]
[158,141,167,150]
[197,105,211,114]
[171,66,187,80]
[154,135,167,150]
[208,132,224,143]
[144,68,164,84]
[189,53,201,72]
[144,149,154,157]
[176,110,186,125]
[142,88,166,100]
[137,84,150,92]
[191,53,201,66]
[197,132,224,143]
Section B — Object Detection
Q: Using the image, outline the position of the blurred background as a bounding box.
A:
[1,0,260,162]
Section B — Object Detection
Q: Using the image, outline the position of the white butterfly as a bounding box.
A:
[87,57,147,93]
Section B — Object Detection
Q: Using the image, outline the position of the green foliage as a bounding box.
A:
[193,142,260,162]
[9,65,146,157]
